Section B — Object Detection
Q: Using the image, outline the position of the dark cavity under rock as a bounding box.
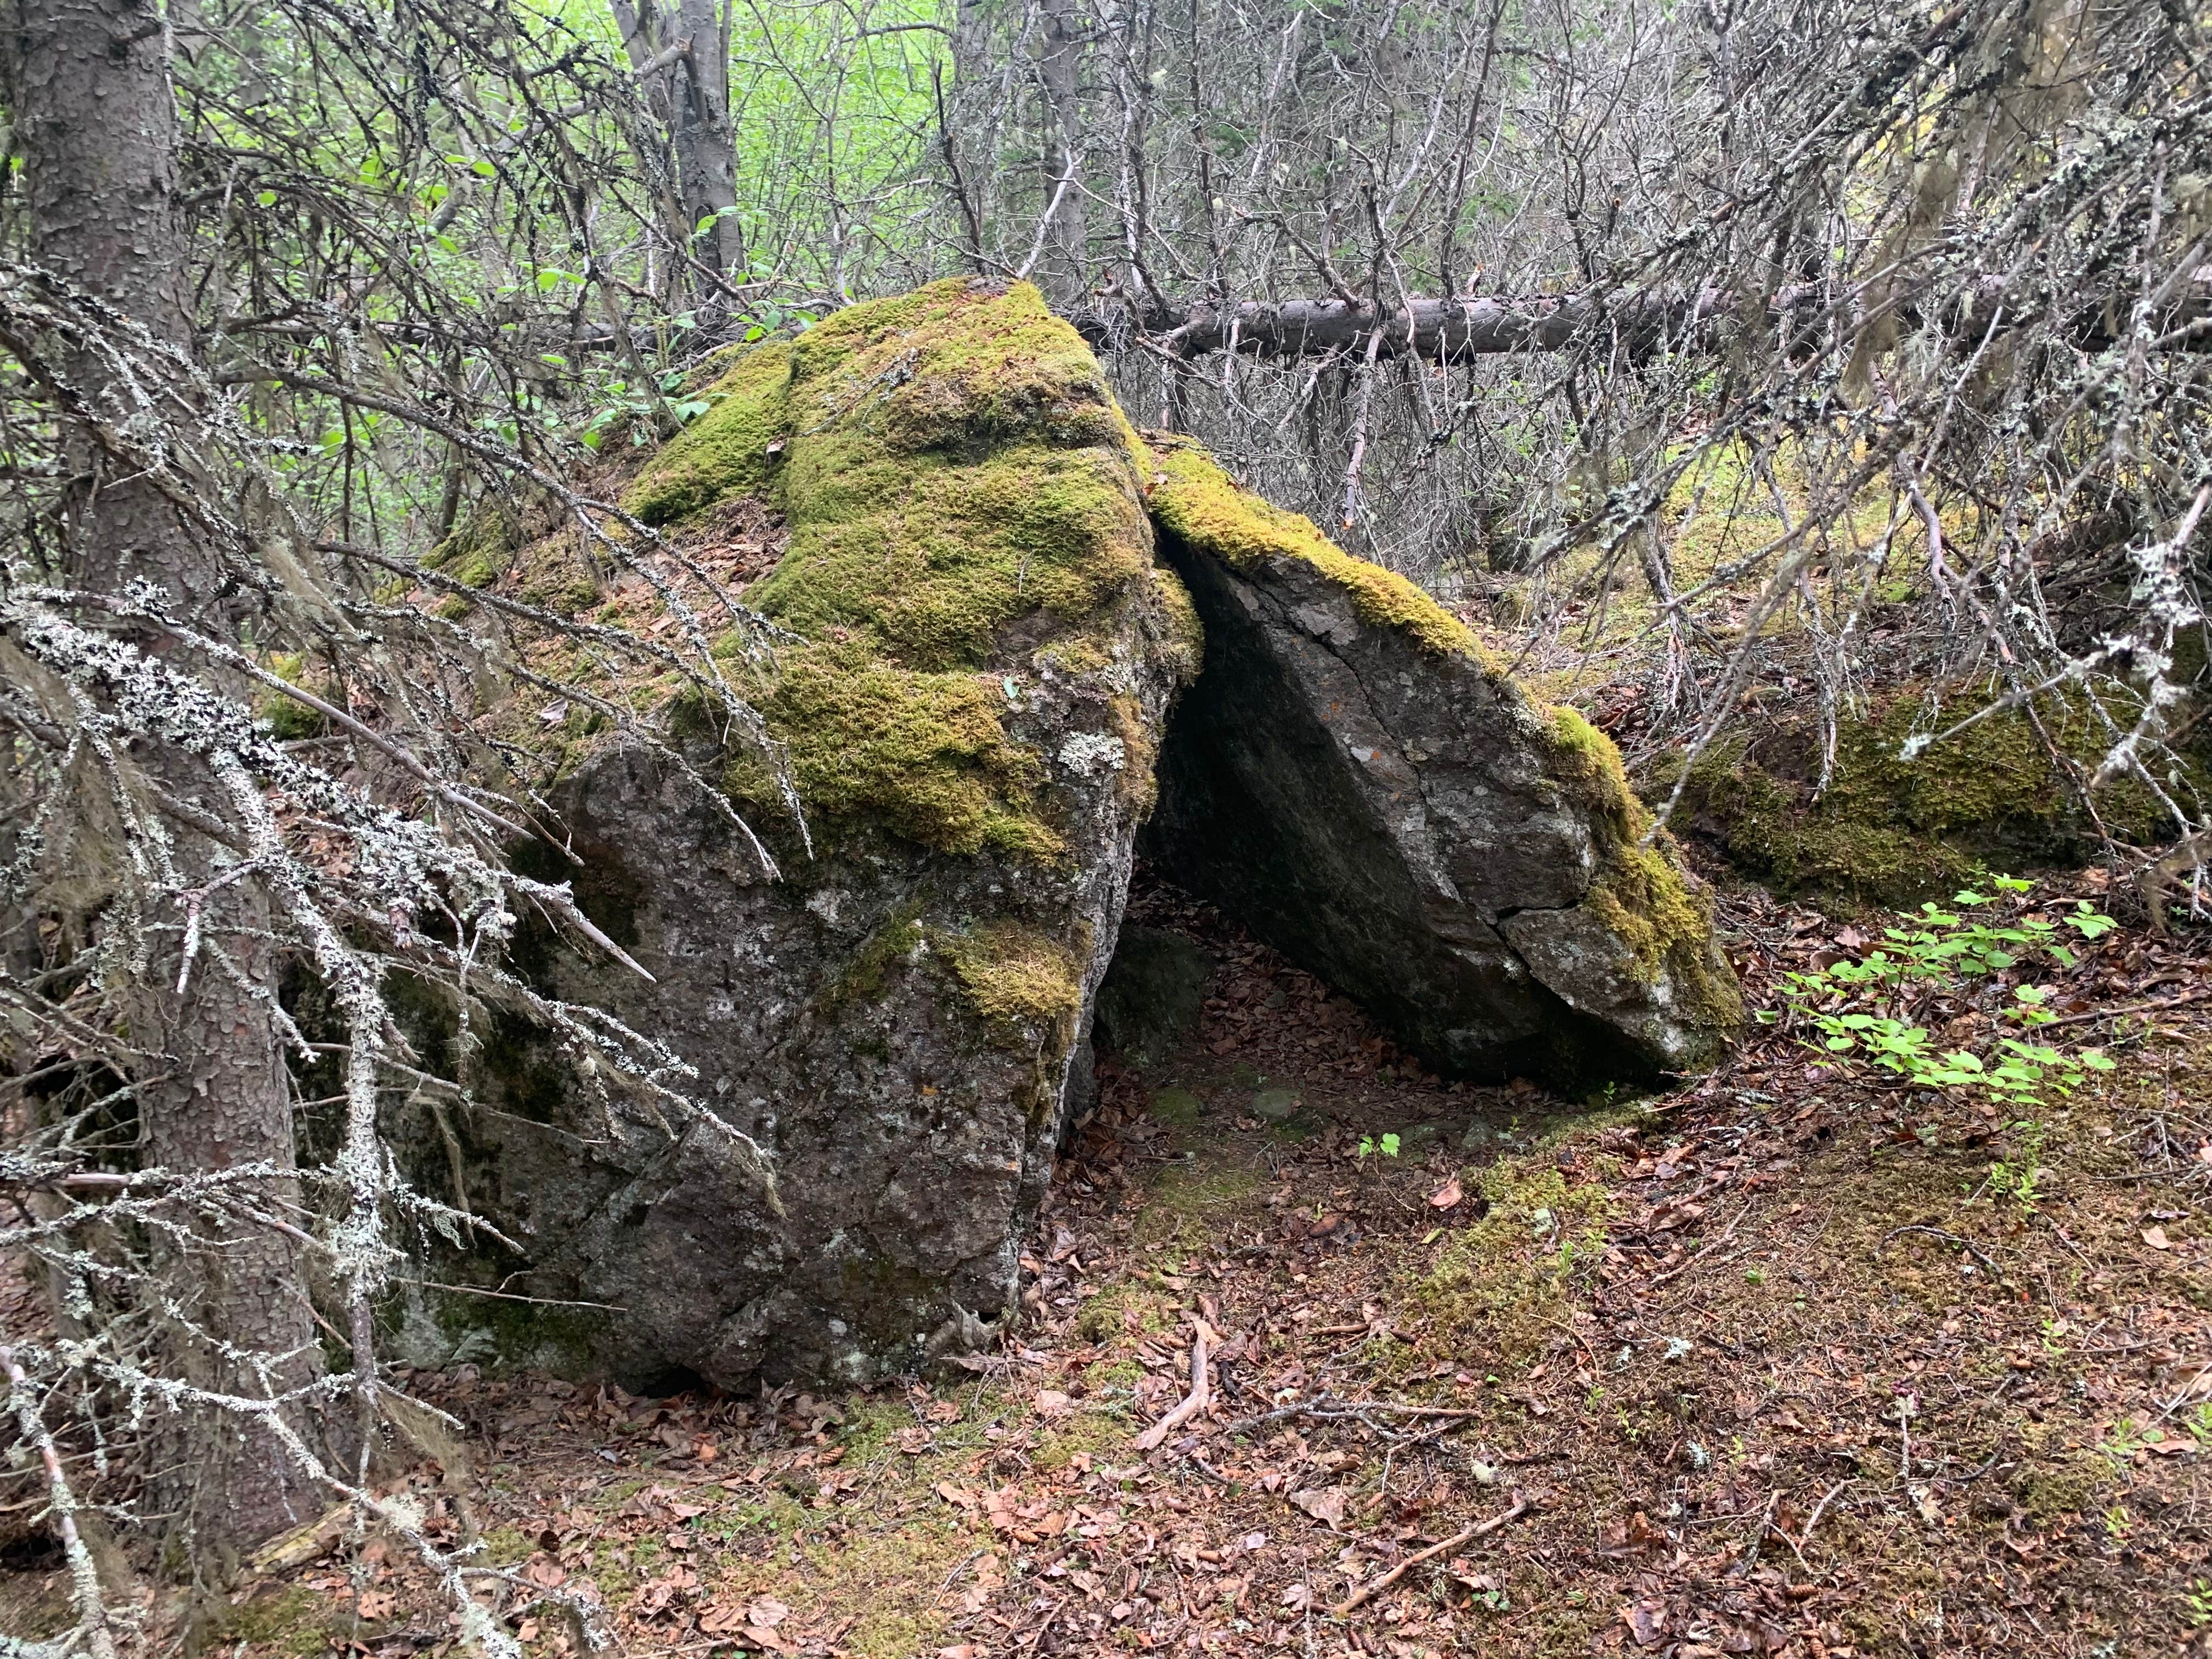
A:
[1092,923,1214,1069]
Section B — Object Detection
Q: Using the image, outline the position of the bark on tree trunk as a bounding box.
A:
[1034,0,1089,307]
[7,0,331,1565]
[610,0,744,296]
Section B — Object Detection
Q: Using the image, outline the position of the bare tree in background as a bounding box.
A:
[612,0,748,292]
[943,0,2212,837]
[0,0,789,1630]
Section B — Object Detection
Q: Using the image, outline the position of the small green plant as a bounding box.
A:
[1986,1117,2050,1212]
[1767,879,2117,1109]
[2184,1578,2212,1627]
[2099,1417,2154,1465]
[1356,1132,1402,1160]
[583,370,718,449]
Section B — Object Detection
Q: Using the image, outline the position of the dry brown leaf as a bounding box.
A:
[1289,1486,1348,1527]
[1621,1599,1668,1647]
[1428,1173,1464,1209]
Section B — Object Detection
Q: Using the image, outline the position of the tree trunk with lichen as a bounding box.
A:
[7,0,329,1565]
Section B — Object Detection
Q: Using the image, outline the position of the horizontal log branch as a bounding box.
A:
[1066,276,2212,362]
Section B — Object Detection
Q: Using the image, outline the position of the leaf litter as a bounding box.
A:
[35,867,2212,1657]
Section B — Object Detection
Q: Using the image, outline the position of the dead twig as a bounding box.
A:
[1135,1321,1211,1452]
[1795,1478,1857,1554]
[1329,1493,1529,1617]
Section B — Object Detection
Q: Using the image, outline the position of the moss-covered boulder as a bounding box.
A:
[1649,691,2192,908]
[435,279,1199,1387]
[427,278,1737,1390]
[1139,441,1740,1082]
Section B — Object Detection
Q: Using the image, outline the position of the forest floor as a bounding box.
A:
[10,876,2212,1658]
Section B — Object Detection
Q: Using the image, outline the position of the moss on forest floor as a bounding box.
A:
[146,868,2212,1659]
[1646,687,2201,907]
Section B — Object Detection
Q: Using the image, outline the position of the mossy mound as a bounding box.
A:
[1651,689,2194,906]
[624,277,1191,860]
[623,340,797,525]
[1418,1147,1618,1367]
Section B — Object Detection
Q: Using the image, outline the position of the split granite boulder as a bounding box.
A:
[1141,438,1741,1084]
[413,278,1738,1387]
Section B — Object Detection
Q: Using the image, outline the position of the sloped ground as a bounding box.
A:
[10,877,2212,1658]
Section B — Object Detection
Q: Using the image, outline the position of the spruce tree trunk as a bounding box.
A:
[7,0,330,1566]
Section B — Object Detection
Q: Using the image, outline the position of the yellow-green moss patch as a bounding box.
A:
[944,921,1083,1036]
[1651,687,2197,906]
[1143,441,1491,663]
[642,278,1170,860]
[256,651,330,740]
[623,340,797,525]
[1587,837,1746,1025]
[724,645,1062,859]
[1418,1152,1618,1367]
[423,498,522,589]
[758,280,1151,672]
[1544,703,1638,829]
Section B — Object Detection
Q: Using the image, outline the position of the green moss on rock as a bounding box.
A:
[634,278,1169,861]
[1143,441,1494,664]
[1544,703,1639,830]
[257,651,330,740]
[943,921,1083,1041]
[623,340,797,526]
[1541,704,1742,1026]
[724,643,1062,859]
[1652,689,2193,906]
[1587,835,1746,1026]
[757,282,1149,670]
[424,499,521,589]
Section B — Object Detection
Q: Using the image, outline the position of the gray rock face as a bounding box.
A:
[1139,444,1741,1086]
[460,718,1169,1387]
[416,280,1199,1388]
[410,288,1737,1391]
[1092,924,1213,1068]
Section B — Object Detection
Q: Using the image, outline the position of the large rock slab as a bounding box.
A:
[1139,439,1741,1084]
[409,284,1737,1389]
[426,280,1199,1386]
